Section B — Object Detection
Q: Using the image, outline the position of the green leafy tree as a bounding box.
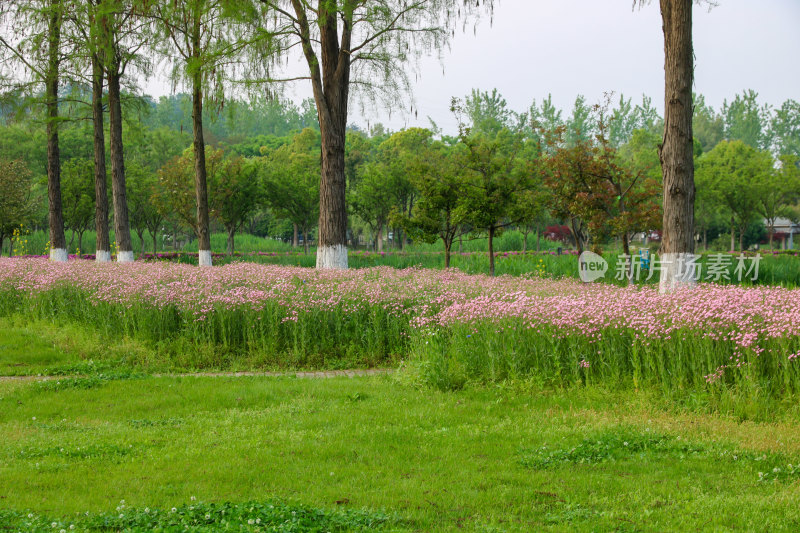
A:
[565,95,593,147]
[693,93,724,154]
[697,140,772,252]
[0,158,37,255]
[212,154,261,255]
[400,139,471,267]
[150,0,257,266]
[453,96,529,276]
[155,146,225,245]
[771,100,800,158]
[261,128,321,253]
[60,158,96,253]
[723,90,772,151]
[127,162,163,255]
[0,0,68,259]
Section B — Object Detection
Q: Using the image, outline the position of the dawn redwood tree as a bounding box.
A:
[150,0,254,267]
[252,0,491,269]
[96,0,151,262]
[63,1,114,261]
[0,0,68,261]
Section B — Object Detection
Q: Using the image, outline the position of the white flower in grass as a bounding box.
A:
[247,519,254,525]
[171,507,177,513]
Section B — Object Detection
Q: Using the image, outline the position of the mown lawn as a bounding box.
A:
[2,323,800,531]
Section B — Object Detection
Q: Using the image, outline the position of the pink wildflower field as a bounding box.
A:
[1,257,798,392]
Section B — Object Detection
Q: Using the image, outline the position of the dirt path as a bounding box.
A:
[0,368,394,382]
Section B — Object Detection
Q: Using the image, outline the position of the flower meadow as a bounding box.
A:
[2,257,800,396]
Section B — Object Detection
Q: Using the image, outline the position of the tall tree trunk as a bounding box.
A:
[376,223,383,252]
[227,226,235,255]
[536,222,541,253]
[136,230,145,254]
[444,238,451,268]
[730,217,735,252]
[768,223,774,249]
[522,228,528,254]
[314,98,349,268]
[78,230,84,255]
[292,223,299,248]
[46,0,66,261]
[739,227,745,252]
[571,217,584,255]
[92,52,110,262]
[622,232,632,284]
[657,0,696,293]
[107,68,134,262]
[152,232,158,256]
[191,71,212,267]
[488,226,496,277]
[308,3,350,270]
[303,229,309,254]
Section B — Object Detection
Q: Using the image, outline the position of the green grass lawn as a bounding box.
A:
[3,321,800,531]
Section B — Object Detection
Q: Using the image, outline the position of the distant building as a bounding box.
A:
[767,217,800,249]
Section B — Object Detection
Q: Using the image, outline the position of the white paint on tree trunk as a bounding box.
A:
[316,244,348,269]
[95,250,111,263]
[49,248,68,262]
[117,250,135,263]
[199,249,213,267]
[659,252,698,294]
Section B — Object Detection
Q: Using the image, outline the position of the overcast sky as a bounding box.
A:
[146,0,800,135]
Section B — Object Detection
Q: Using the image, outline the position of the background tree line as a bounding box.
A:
[2,84,798,275]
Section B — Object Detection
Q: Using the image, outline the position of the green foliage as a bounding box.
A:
[771,99,800,158]
[0,158,37,251]
[519,426,706,468]
[697,140,775,250]
[60,158,96,249]
[213,155,261,254]
[260,128,321,251]
[723,89,772,151]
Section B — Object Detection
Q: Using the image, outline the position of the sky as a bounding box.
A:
[145,0,800,135]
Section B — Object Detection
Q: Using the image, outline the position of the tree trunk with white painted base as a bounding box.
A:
[45,0,66,262]
[108,68,134,263]
[315,89,349,269]
[658,0,696,294]
[92,53,111,262]
[192,72,212,267]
